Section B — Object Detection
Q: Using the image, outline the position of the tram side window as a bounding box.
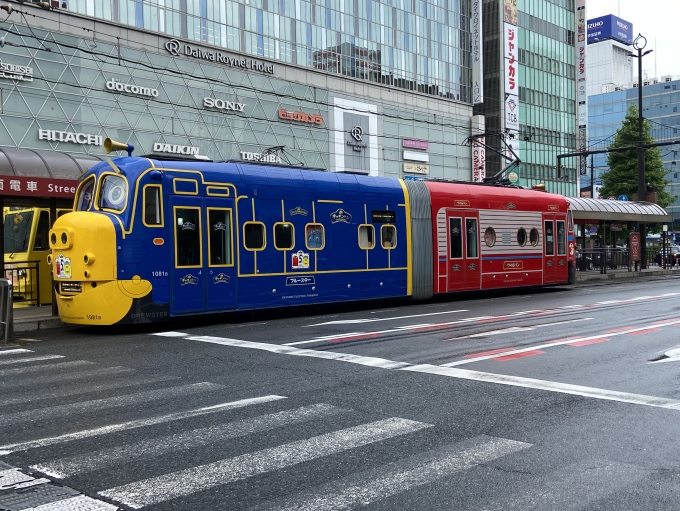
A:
[33,212,50,250]
[466,219,478,258]
[175,208,201,267]
[359,225,375,249]
[305,224,325,250]
[244,222,265,250]
[557,221,566,255]
[545,221,554,255]
[381,225,396,249]
[274,223,294,250]
[143,186,163,226]
[208,209,232,265]
[4,211,34,254]
[449,218,462,258]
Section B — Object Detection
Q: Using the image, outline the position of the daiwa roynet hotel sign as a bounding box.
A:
[165,39,275,74]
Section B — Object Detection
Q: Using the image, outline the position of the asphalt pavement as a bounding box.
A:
[2,275,680,510]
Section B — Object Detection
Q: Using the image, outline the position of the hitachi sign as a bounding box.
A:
[153,143,199,155]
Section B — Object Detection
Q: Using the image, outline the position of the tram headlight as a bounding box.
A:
[50,233,56,246]
[84,253,95,265]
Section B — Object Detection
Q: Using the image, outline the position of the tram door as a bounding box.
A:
[171,197,238,315]
[542,215,557,283]
[447,211,481,292]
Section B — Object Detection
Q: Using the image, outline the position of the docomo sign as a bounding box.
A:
[278,108,323,125]
[106,79,159,98]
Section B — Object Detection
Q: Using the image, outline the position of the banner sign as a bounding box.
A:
[0,176,78,198]
[471,0,484,104]
[472,137,486,182]
[504,15,520,161]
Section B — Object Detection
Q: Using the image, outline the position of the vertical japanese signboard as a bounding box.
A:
[471,0,484,104]
[472,115,486,182]
[503,0,519,162]
[577,0,588,178]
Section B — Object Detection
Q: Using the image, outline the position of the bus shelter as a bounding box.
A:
[0,147,101,308]
[566,197,672,272]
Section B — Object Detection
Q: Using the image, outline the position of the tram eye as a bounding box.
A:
[51,233,57,245]
[61,233,67,245]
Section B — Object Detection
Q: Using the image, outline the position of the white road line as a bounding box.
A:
[189,336,410,369]
[0,366,133,390]
[0,355,64,366]
[0,348,32,356]
[99,417,432,509]
[0,360,94,377]
[21,495,119,511]
[255,435,530,511]
[0,382,224,428]
[442,318,680,366]
[0,375,180,407]
[152,331,190,337]
[0,395,286,455]
[445,318,593,340]
[33,404,348,478]
[401,364,680,409]
[185,335,680,412]
[304,309,470,327]
[285,333,365,346]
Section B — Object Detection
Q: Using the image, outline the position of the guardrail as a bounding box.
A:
[576,248,631,273]
[4,261,41,306]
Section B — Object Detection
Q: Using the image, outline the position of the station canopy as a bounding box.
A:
[567,197,671,224]
[0,147,102,207]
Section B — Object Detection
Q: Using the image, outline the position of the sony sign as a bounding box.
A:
[153,142,199,155]
[203,97,246,112]
[165,39,274,74]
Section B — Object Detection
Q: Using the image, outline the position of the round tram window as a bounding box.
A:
[517,228,527,247]
[529,228,539,247]
[484,227,496,247]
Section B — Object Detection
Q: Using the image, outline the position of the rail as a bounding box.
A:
[577,247,677,273]
[4,260,41,306]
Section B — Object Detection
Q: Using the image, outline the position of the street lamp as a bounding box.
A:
[630,34,653,269]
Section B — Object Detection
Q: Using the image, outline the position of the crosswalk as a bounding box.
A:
[0,345,645,511]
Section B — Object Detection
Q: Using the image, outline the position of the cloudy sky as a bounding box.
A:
[587,0,680,79]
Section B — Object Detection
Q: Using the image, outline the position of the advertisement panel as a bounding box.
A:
[471,0,484,104]
[472,137,486,182]
[504,20,520,161]
[503,0,517,25]
[577,0,587,182]
[587,15,633,46]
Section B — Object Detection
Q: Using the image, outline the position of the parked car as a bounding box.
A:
[655,246,680,266]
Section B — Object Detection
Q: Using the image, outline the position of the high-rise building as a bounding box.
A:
[0,0,474,179]
[587,79,680,226]
[473,0,579,196]
[586,14,634,96]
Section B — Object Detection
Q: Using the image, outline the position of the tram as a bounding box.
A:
[48,139,576,325]
[4,207,69,306]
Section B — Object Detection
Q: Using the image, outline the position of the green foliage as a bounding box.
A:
[599,104,674,216]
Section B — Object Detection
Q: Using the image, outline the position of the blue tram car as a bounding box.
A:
[49,142,410,325]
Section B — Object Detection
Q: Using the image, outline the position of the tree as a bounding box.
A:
[599,104,674,214]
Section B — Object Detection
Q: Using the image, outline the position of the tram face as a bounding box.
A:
[49,172,152,325]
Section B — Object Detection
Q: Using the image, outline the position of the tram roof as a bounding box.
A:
[0,147,101,180]
[567,197,671,223]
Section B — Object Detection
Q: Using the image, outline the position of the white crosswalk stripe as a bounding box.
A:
[0,395,287,454]
[98,417,433,509]
[0,366,133,390]
[0,382,224,428]
[0,348,33,356]
[33,403,348,478]
[0,354,64,366]
[252,435,531,511]
[21,495,119,511]
[0,360,95,378]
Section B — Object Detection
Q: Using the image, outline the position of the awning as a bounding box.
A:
[0,147,101,205]
[567,197,671,223]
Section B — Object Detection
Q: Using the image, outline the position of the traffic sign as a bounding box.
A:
[618,195,629,201]
[607,196,616,200]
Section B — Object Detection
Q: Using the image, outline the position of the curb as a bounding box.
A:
[13,317,64,333]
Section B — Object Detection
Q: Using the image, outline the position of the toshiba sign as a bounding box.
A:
[278,108,323,125]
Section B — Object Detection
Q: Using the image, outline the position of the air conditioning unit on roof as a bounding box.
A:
[662,75,673,82]
[614,86,622,91]
[653,78,659,84]
[633,83,639,88]
[643,80,651,86]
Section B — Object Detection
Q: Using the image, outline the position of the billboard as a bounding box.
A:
[471,0,483,104]
[587,15,633,46]
[504,21,520,161]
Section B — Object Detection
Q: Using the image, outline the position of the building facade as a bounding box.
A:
[586,14,633,97]
[0,0,474,180]
[473,0,579,197]
[587,79,680,225]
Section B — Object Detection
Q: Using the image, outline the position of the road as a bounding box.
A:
[2,276,680,510]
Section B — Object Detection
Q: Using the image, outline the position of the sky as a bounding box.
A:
[587,0,680,79]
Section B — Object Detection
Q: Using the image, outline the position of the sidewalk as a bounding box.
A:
[5,267,680,337]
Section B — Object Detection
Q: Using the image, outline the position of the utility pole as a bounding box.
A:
[590,155,594,198]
